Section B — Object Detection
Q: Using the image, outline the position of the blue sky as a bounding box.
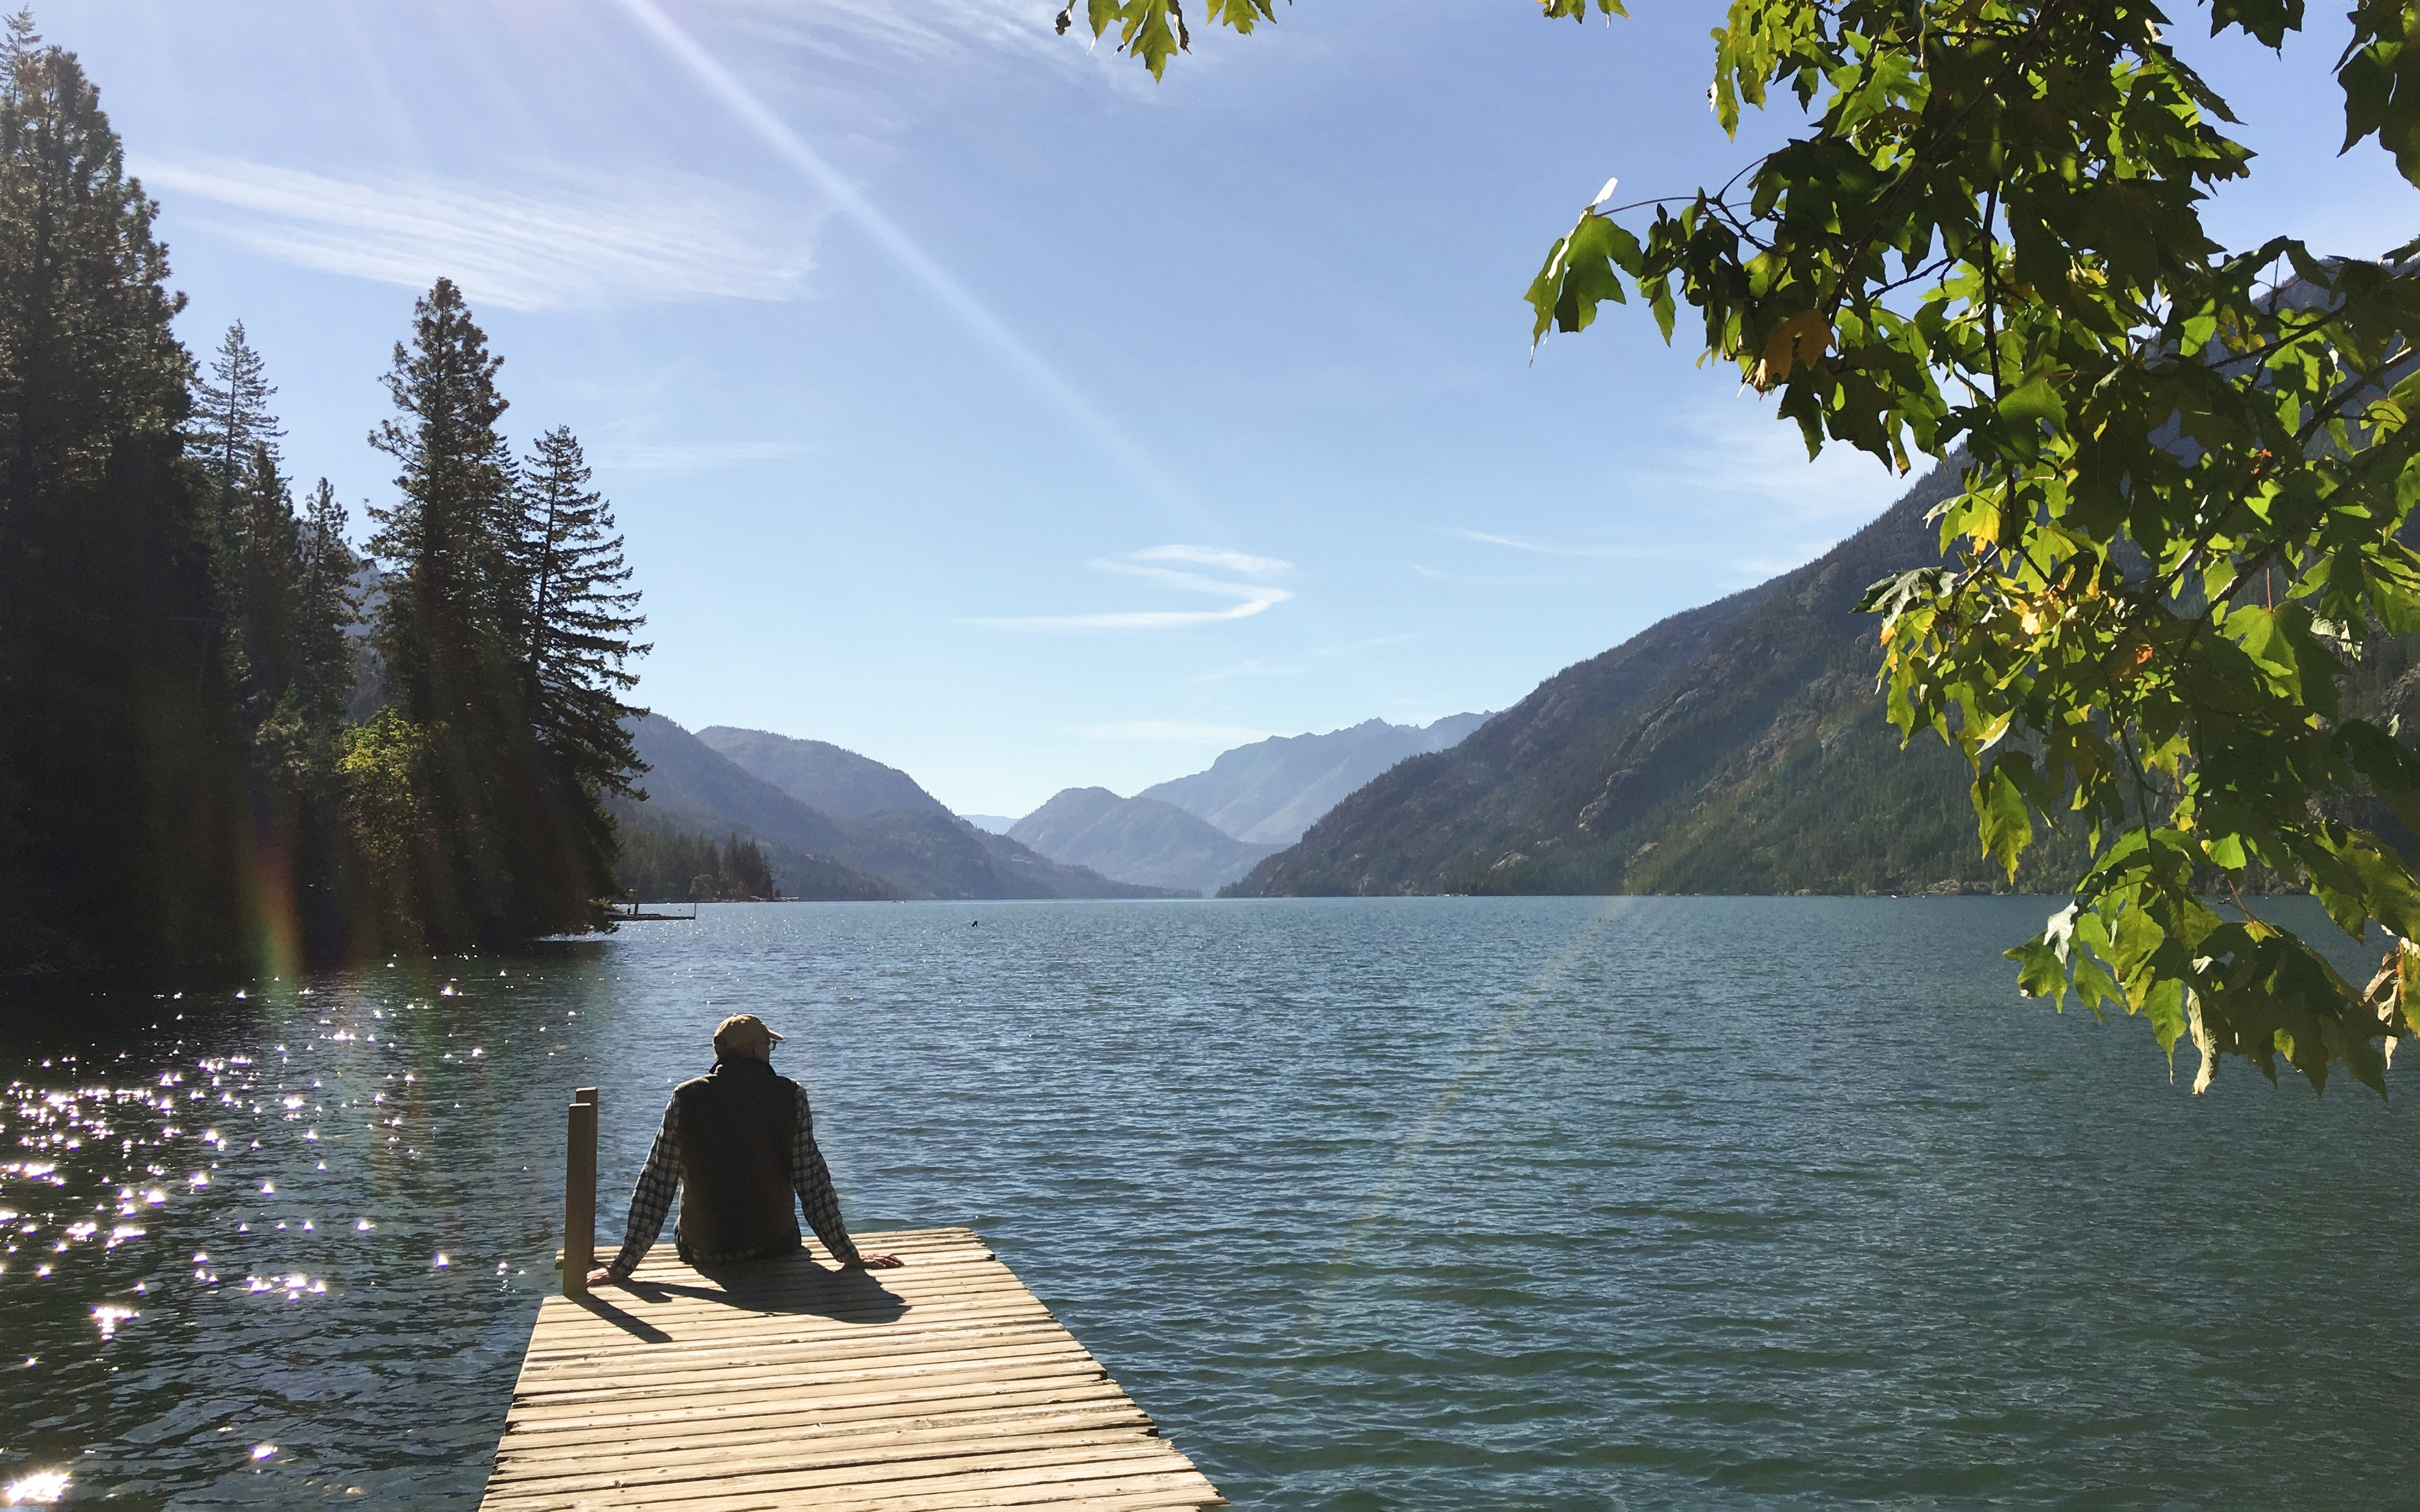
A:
[61,0,2414,816]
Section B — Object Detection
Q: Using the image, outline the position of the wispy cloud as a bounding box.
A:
[138,156,819,312]
[1444,528,1653,560]
[965,544,1294,631]
[1081,721,1284,744]
[590,441,816,471]
[716,0,1066,66]
[1130,544,1293,575]
[711,0,1180,94]
[1630,398,1903,523]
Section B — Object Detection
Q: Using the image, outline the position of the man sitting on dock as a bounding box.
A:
[588,1013,901,1284]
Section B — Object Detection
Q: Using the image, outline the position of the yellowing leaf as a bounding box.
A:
[1752,311,1832,392]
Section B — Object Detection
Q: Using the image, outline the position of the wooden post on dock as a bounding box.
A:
[562,1087,598,1297]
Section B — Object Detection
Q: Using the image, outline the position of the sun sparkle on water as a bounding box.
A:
[1,1469,70,1505]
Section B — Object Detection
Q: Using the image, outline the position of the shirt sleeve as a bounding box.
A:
[791,1083,861,1265]
[606,1096,681,1279]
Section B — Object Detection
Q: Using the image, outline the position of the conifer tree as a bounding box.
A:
[722,833,773,900]
[193,321,281,500]
[223,438,305,731]
[0,15,244,967]
[364,280,631,943]
[294,478,359,729]
[361,278,525,944]
[515,426,647,798]
[367,277,517,731]
[188,325,309,747]
[199,359,357,961]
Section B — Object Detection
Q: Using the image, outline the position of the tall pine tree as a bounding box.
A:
[364,280,635,944]
[367,278,517,733]
[362,278,520,944]
[184,322,364,965]
[294,477,359,732]
[192,320,281,501]
[224,440,304,728]
[515,425,647,810]
[0,15,244,968]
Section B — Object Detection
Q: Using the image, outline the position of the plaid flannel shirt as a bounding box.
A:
[604,1081,861,1278]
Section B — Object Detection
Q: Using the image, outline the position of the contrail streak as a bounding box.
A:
[609,0,1185,506]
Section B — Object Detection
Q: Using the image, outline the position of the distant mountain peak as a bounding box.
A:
[622,717,1186,900]
[1137,711,1490,845]
[1009,786,1282,896]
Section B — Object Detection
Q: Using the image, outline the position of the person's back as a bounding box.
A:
[672,1055,799,1259]
[591,1013,900,1284]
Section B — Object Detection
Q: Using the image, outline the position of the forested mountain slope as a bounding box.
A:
[1227,463,2094,897]
[697,726,949,818]
[610,717,895,899]
[619,716,1182,900]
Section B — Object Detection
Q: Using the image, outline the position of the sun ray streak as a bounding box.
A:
[1296,897,1654,1326]
[609,0,1187,509]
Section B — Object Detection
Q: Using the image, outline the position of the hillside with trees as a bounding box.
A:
[1227,463,2100,898]
[622,715,1187,900]
[614,829,835,904]
[695,727,949,819]
[0,20,647,973]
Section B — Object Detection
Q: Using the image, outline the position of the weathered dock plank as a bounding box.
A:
[482,1227,1224,1511]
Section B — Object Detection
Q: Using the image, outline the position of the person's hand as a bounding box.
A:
[585,1267,617,1287]
[843,1252,903,1269]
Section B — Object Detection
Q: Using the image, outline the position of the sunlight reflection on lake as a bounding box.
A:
[0,897,2417,1505]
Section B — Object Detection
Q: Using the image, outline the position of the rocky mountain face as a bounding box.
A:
[616,716,1185,900]
[1008,788,1283,896]
[1138,713,1491,845]
[1225,462,2097,898]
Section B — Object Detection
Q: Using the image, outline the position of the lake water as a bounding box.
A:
[3,896,2418,1508]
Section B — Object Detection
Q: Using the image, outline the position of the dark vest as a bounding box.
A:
[673,1057,801,1260]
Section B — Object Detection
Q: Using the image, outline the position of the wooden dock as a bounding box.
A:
[480,1227,1227,1511]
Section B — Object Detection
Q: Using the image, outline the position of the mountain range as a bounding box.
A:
[614,712,1503,900]
[1007,789,1284,896]
[696,727,948,818]
[1225,462,2095,898]
[620,461,2127,904]
[614,463,2032,903]
[1137,713,1492,845]
[612,717,1186,900]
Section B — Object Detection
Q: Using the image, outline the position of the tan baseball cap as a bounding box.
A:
[712,1013,783,1054]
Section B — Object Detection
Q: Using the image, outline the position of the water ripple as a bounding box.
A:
[0,897,2415,1505]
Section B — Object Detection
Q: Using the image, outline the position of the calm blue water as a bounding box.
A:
[2,897,2417,1508]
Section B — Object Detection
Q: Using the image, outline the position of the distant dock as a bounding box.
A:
[483,1092,1225,1508]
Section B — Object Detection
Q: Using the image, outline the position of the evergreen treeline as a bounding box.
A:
[616,830,780,903]
[0,17,647,972]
